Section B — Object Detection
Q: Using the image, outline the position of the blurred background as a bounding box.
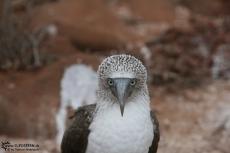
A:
[0,0,230,153]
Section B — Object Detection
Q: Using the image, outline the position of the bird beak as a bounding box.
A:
[110,78,133,117]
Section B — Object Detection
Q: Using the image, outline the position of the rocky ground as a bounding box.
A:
[155,80,230,153]
[0,0,230,153]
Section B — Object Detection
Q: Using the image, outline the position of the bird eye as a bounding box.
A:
[107,79,114,86]
[130,79,136,86]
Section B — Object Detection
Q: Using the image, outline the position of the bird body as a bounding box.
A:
[61,55,160,153]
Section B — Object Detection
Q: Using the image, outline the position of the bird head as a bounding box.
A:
[97,54,148,116]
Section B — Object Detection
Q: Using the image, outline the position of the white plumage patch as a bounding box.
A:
[86,95,154,153]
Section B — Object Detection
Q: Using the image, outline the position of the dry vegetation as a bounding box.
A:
[0,0,56,70]
[147,16,230,87]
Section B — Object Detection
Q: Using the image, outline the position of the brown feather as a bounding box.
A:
[148,110,160,153]
[61,104,96,153]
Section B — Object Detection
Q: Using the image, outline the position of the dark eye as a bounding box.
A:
[130,79,136,86]
[107,79,114,86]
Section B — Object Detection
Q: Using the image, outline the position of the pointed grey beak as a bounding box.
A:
[109,78,134,116]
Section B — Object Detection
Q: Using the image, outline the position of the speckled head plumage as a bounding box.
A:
[97,54,149,116]
[98,54,147,81]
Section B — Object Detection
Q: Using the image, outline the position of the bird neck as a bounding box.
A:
[95,88,151,117]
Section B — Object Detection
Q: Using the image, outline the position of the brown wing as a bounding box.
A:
[148,111,160,153]
[61,104,96,153]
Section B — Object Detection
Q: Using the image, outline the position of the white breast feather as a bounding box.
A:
[86,96,154,153]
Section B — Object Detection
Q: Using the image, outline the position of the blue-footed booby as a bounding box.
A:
[61,54,160,153]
